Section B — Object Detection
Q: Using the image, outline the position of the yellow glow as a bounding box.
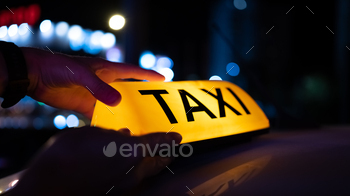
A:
[91,81,269,143]
[109,15,125,30]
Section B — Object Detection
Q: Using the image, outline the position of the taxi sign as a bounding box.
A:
[91,81,269,143]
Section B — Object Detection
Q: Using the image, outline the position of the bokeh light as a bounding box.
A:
[55,21,69,37]
[226,62,240,76]
[233,0,247,10]
[0,26,7,39]
[8,24,18,37]
[139,51,156,69]
[156,57,173,69]
[209,75,222,80]
[18,23,29,35]
[158,68,174,82]
[39,20,52,33]
[109,15,125,30]
[53,115,66,129]
[106,47,122,62]
[68,25,83,41]
[67,114,79,128]
[101,32,116,49]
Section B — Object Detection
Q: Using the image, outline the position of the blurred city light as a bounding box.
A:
[68,25,83,41]
[233,0,247,10]
[55,21,69,37]
[68,25,85,51]
[106,47,122,62]
[53,115,66,129]
[209,75,222,80]
[156,56,173,69]
[226,62,240,76]
[18,23,29,35]
[33,117,44,130]
[67,114,79,128]
[90,30,104,46]
[39,20,52,33]
[8,24,18,37]
[0,26,7,38]
[109,15,125,30]
[139,51,156,69]
[158,68,174,82]
[101,32,116,49]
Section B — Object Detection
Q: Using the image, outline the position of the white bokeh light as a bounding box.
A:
[56,21,69,37]
[68,25,83,41]
[18,23,29,35]
[8,24,18,37]
[67,114,79,128]
[109,15,126,30]
[101,33,116,49]
[158,68,174,82]
[0,26,7,38]
[209,75,222,80]
[139,51,156,69]
[39,20,52,33]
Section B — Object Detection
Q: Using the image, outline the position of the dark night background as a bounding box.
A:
[1,0,349,179]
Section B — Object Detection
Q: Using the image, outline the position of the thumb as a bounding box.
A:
[82,74,121,106]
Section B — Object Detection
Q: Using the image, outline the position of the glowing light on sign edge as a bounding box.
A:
[209,75,222,80]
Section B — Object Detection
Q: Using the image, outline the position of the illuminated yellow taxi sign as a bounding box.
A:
[91,81,269,143]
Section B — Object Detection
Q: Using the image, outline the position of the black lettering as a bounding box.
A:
[139,90,178,124]
[201,88,242,117]
[227,88,251,114]
[178,90,217,122]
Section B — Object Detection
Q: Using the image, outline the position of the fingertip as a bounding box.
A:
[105,89,122,106]
[167,132,182,144]
[148,70,165,82]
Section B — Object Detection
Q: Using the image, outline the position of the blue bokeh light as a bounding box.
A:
[53,115,66,129]
[67,114,79,128]
[226,62,240,76]
[139,51,156,69]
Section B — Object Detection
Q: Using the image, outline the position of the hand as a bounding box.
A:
[21,47,165,118]
[10,126,182,196]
